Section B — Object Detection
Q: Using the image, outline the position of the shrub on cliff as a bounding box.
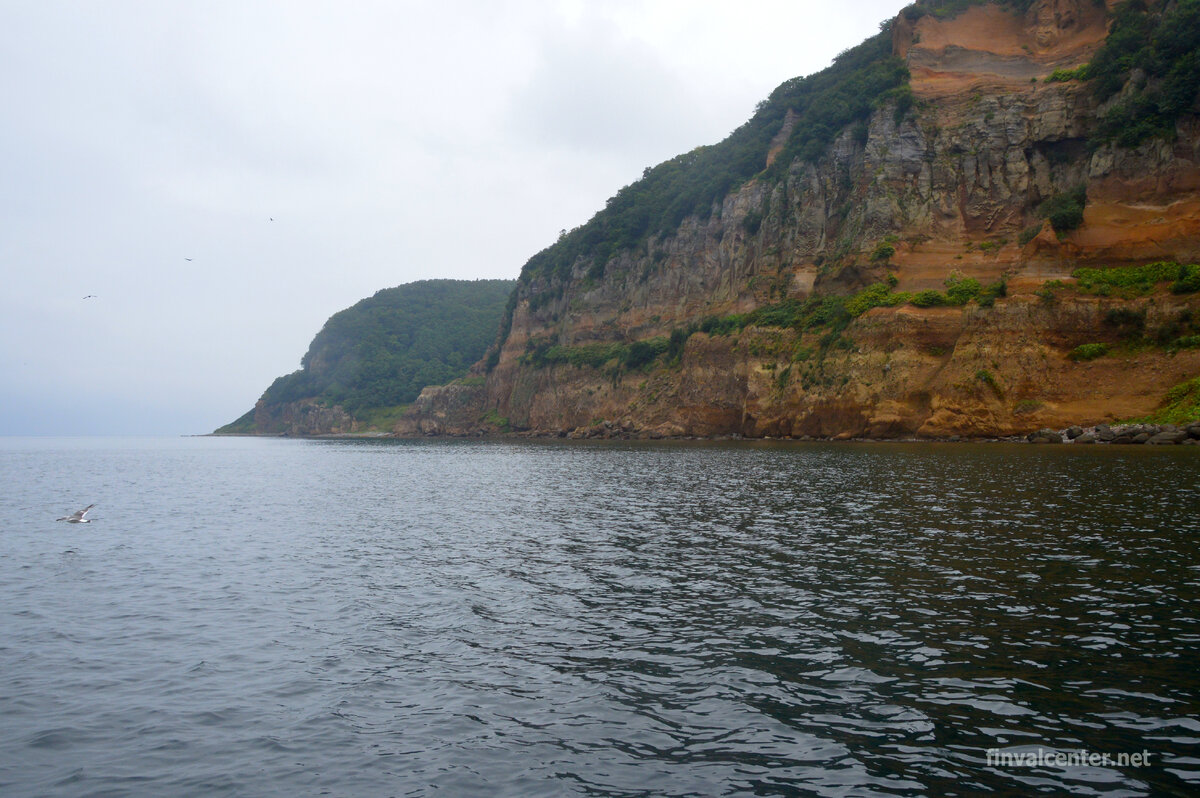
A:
[1172,334,1200,350]
[975,369,1003,397]
[525,341,624,370]
[1171,263,1200,294]
[522,336,673,373]
[1036,186,1087,233]
[699,314,745,336]
[944,276,982,305]
[747,300,806,328]
[624,338,669,369]
[1069,343,1109,362]
[1018,223,1043,246]
[666,327,690,364]
[1045,65,1091,83]
[843,277,1002,315]
[1104,306,1147,338]
[977,280,1007,307]
[846,282,908,316]
[1125,376,1200,425]
[871,242,896,262]
[1073,261,1187,295]
[910,290,949,308]
[1163,377,1200,422]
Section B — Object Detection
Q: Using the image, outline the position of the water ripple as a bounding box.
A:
[0,437,1197,796]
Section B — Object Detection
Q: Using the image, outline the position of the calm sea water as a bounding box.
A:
[0,436,1197,797]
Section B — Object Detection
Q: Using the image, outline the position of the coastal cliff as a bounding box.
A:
[398,0,1200,440]
[216,279,514,436]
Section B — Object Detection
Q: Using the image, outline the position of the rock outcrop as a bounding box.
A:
[398,0,1200,440]
[251,398,359,437]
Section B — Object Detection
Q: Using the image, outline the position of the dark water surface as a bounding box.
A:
[1,436,1197,796]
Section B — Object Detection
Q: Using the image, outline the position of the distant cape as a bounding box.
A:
[216,278,514,436]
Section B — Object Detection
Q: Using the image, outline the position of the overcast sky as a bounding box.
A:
[1,0,906,435]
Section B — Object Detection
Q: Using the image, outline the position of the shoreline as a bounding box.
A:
[207,420,1200,446]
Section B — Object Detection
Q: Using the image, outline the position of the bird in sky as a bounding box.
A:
[82,295,96,299]
[185,258,193,262]
[57,504,95,523]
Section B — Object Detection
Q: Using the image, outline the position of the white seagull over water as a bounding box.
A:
[57,504,95,523]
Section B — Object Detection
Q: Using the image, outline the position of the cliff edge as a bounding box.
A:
[399,0,1200,439]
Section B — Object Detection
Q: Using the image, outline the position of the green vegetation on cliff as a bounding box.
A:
[1037,186,1088,234]
[521,275,1010,376]
[1072,261,1200,297]
[217,279,514,431]
[1090,0,1200,147]
[899,0,1038,22]
[1031,264,1200,357]
[517,25,908,288]
[1125,376,1200,425]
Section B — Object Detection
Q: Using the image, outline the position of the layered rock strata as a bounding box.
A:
[399,1,1200,440]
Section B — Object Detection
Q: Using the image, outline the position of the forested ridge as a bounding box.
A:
[217,279,514,432]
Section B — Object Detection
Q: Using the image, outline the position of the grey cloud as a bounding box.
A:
[509,20,723,165]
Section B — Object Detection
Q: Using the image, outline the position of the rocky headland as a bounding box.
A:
[221,2,1200,442]
[395,0,1200,442]
[216,279,514,436]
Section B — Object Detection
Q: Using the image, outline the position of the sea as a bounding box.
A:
[0,435,1197,797]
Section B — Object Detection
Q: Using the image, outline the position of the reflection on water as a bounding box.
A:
[0,437,1197,796]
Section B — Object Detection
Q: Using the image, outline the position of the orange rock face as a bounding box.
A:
[400,0,1200,440]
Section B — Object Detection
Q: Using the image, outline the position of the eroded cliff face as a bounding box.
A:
[399,0,1200,439]
[252,398,359,436]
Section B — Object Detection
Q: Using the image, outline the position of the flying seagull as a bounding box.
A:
[185,258,193,262]
[57,504,95,523]
[83,295,96,299]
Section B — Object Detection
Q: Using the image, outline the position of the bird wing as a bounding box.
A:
[65,504,95,520]
[57,503,95,521]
